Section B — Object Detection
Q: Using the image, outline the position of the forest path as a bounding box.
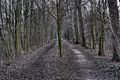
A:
[18,41,104,80]
[64,41,99,80]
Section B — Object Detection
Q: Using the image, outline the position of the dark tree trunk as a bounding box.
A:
[56,0,62,57]
[98,0,106,56]
[75,0,86,47]
[107,0,120,61]
[74,8,79,44]
[112,35,120,62]
[0,0,3,41]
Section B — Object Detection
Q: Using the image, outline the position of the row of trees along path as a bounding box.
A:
[0,0,120,80]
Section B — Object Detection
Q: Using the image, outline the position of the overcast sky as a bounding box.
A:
[117,0,120,6]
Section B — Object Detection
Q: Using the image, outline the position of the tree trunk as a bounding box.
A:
[75,0,86,47]
[74,7,79,44]
[107,0,120,61]
[98,0,106,56]
[57,19,62,57]
[112,36,120,61]
[14,0,22,54]
[90,0,96,49]
[0,0,3,40]
[98,24,104,56]
[57,0,62,57]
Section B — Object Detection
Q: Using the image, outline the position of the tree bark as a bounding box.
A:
[75,0,86,47]
[56,0,62,57]
[90,0,96,49]
[73,8,79,44]
[107,0,120,61]
[0,0,3,41]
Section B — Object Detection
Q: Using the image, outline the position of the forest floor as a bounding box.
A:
[0,40,120,80]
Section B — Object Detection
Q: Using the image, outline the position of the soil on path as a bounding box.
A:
[1,41,117,80]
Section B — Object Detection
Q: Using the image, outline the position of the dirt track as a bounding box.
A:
[0,41,119,80]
